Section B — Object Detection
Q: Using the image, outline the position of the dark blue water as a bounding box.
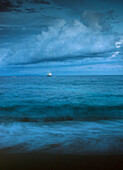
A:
[0,76,123,154]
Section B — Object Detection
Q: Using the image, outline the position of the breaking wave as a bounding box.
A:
[0,104,123,123]
[0,119,123,154]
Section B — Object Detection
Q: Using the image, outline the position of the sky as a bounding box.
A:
[0,0,123,75]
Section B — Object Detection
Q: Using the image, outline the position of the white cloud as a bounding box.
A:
[116,40,123,48]
[1,19,117,65]
[110,51,119,58]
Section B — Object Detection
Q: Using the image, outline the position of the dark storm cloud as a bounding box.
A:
[0,0,25,12]
[25,8,37,13]
[7,53,105,65]
[0,0,13,12]
[33,0,50,5]
[0,0,50,12]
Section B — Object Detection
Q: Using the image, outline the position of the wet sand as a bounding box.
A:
[0,152,123,170]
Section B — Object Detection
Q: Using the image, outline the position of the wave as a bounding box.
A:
[0,104,123,122]
[0,120,123,154]
[0,105,20,112]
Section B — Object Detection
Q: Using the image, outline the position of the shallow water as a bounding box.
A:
[0,76,123,154]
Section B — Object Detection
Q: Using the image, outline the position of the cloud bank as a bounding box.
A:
[1,18,119,66]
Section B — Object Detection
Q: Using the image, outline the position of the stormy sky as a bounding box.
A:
[0,0,123,75]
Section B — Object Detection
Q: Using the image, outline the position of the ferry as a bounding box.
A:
[47,72,52,77]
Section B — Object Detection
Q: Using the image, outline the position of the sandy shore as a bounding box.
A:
[0,152,123,170]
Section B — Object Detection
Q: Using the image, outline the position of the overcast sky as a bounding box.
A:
[0,0,123,75]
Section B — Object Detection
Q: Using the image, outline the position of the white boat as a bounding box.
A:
[47,72,52,77]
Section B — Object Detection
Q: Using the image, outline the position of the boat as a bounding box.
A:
[47,72,52,77]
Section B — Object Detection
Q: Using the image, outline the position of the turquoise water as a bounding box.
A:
[0,76,123,154]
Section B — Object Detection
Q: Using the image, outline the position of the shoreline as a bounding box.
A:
[0,152,123,170]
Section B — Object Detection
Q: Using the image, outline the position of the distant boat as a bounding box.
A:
[47,72,52,77]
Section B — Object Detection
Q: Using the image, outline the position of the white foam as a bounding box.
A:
[0,120,123,154]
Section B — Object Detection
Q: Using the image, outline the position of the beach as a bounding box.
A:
[0,152,123,170]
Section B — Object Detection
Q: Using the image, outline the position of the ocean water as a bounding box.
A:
[0,75,123,154]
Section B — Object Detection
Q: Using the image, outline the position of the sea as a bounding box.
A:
[0,75,123,154]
